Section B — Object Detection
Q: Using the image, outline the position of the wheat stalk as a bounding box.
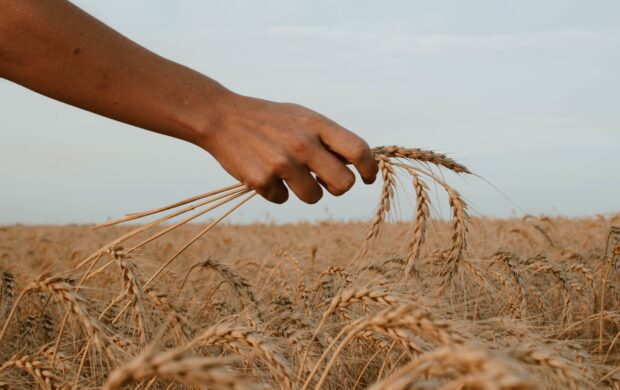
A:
[491,251,528,318]
[76,184,250,270]
[182,258,263,322]
[96,183,247,228]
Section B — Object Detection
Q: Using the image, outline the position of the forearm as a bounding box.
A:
[0,0,378,204]
[0,0,226,144]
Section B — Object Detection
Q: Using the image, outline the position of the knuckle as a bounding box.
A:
[288,137,310,156]
[270,154,290,176]
[305,114,327,129]
[246,173,271,192]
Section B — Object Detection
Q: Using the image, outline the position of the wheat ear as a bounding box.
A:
[298,287,399,381]
[191,324,295,390]
[360,155,395,257]
[405,166,468,294]
[567,263,595,297]
[491,251,528,318]
[304,304,462,390]
[182,258,263,322]
[367,345,532,390]
[527,256,573,323]
[0,271,15,321]
[509,344,583,389]
[99,251,148,345]
[0,354,65,390]
[372,146,470,173]
[404,170,429,277]
[103,346,246,390]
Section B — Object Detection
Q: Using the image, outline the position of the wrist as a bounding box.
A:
[173,75,238,151]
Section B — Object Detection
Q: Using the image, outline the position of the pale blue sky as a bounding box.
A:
[1,1,619,224]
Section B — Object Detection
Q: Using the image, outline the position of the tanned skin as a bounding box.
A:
[0,0,378,204]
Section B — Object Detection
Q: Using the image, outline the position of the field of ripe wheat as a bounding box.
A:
[0,148,619,389]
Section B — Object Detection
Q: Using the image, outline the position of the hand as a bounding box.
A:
[197,92,378,204]
[0,1,375,203]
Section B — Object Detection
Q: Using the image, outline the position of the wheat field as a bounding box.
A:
[0,147,619,389]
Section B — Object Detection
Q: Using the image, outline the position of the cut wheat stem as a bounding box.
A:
[76,185,249,270]
[126,188,253,253]
[96,183,246,228]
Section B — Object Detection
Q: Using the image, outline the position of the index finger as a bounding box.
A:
[318,124,378,184]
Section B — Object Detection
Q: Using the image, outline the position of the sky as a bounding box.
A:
[1,0,619,224]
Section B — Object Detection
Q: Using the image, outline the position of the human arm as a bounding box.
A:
[0,0,378,203]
